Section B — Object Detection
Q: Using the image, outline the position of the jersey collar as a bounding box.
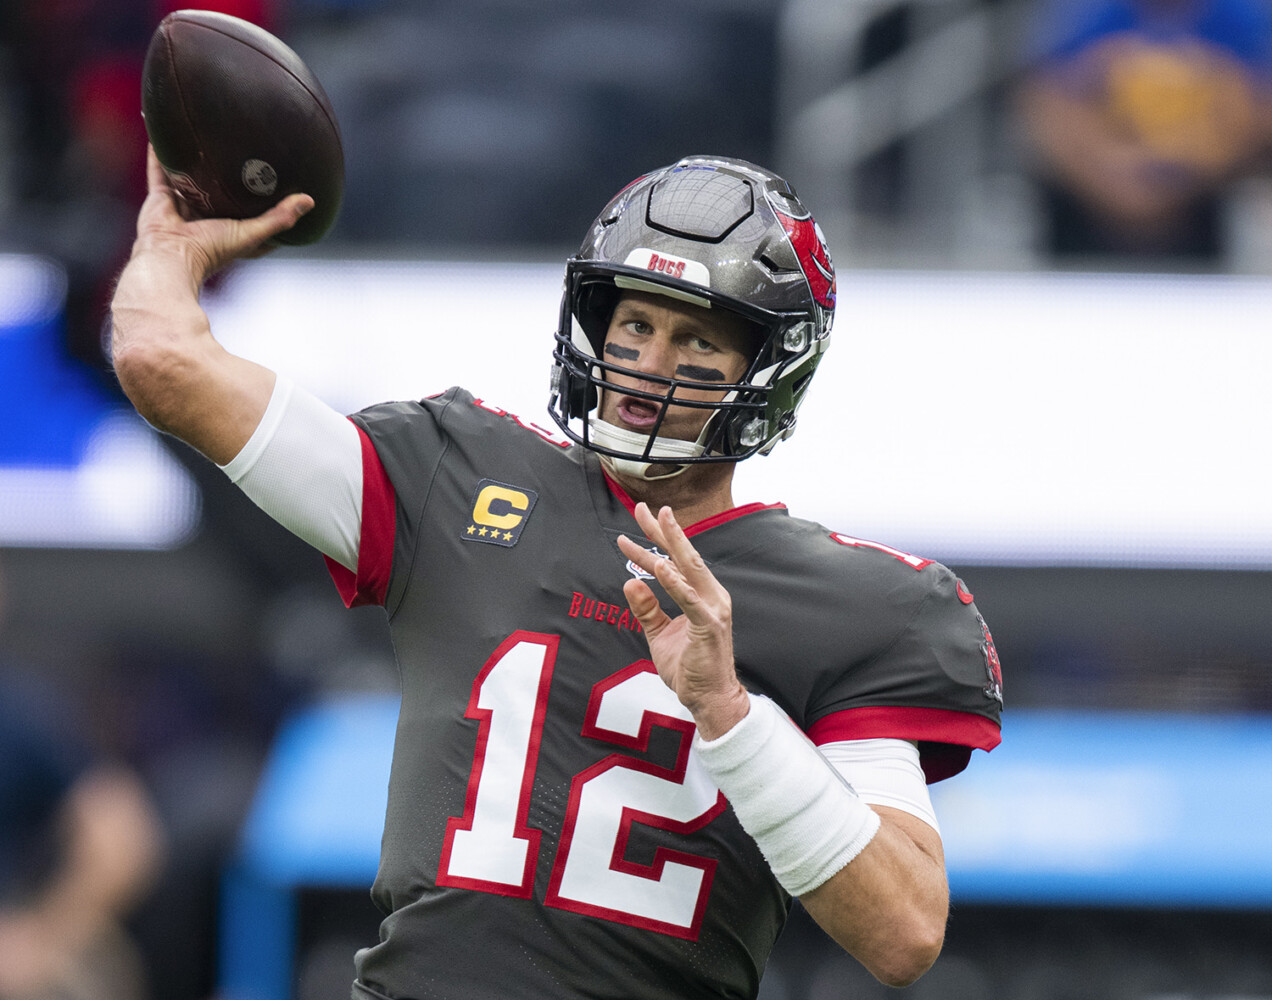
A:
[598,464,786,538]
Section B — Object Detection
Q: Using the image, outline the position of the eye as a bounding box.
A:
[687,335,716,353]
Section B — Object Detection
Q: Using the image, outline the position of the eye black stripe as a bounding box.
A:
[605,344,640,361]
[675,364,726,382]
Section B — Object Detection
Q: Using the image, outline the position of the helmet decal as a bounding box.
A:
[622,248,711,287]
[772,204,836,310]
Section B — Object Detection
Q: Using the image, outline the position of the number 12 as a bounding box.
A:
[437,631,726,940]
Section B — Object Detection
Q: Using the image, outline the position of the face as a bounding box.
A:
[598,291,755,443]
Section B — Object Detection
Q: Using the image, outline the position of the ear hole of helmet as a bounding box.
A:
[575,279,619,355]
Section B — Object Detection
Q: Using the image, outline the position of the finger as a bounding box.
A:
[145,145,170,194]
[648,551,715,625]
[631,502,688,568]
[618,529,706,613]
[623,578,671,637]
[630,503,724,610]
[619,534,712,634]
[141,145,187,224]
[632,502,695,566]
[616,532,665,577]
[649,505,720,592]
[235,193,314,246]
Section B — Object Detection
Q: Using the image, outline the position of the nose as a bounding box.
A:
[630,332,675,380]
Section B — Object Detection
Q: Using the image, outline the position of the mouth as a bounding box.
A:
[615,395,663,429]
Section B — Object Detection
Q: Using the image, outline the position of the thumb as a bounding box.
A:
[623,578,671,638]
[215,194,315,269]
[242,193,314,245]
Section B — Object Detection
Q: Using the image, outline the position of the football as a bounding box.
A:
[141,9,344,245]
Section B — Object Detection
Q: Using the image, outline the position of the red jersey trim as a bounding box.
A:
[325,422,396,608]
[808,706,1002,784]
[601,470,785,534]
[685,502,786,537]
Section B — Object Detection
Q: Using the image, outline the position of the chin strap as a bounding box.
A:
[589,418,701,481]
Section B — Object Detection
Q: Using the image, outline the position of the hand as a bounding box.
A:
[0,909,69,995]
[133,144,314,288]
[617,503,750,739]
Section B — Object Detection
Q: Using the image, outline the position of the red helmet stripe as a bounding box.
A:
[774,208,836,310]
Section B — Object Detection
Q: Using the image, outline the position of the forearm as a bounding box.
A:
[800,806,948,987]
[693,695,947,987]
[111,244,274,464]
[111,145,314,464]
[618,509,951,985]
[1019,79,1194,218]
[1020,81,1132,194]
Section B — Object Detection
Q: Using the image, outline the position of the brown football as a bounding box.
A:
[141,9,344,245]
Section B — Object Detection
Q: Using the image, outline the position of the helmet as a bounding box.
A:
[548,154,835,479]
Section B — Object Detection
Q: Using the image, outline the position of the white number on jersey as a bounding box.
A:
[545,661,725,938]
[437,636,725,939]
[437,631,558,896]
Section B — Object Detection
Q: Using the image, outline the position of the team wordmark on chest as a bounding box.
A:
[568,591,642,632]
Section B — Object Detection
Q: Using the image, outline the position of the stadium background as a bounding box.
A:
[3,1,1272,998]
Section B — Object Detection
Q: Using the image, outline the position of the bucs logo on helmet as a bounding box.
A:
[771,202,836,310]
[977,612,1003,704]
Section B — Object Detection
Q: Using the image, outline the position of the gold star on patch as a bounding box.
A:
[503,531,513,541]
[466,525,476,535]
[478,527,488,537]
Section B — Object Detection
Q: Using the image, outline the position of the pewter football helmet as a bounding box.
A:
[548,155,835,473]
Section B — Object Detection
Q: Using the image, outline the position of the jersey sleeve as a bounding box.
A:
[808,562,1003,783]
[324,422,397,608]
[324,391,460,610]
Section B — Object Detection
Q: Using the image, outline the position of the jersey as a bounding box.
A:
[327,387,1002,1000]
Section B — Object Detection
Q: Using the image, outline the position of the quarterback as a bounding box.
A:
[111,149,1002,999]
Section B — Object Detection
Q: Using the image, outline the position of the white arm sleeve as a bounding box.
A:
[218,375,364,571]
[819,738,940,834]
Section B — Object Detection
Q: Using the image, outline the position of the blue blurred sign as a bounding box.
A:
[0,255,102,465]
[933,710,1272,907]
[0,254,199,548]
[220,698,1272,999]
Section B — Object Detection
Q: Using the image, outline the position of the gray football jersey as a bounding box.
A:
[337,388,1001,1000]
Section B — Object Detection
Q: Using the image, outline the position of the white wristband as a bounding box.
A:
[693,693,881,897]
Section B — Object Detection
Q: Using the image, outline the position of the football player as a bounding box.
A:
[111,148,1002,999]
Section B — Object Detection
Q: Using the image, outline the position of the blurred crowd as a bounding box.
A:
[0,0,281,383]
[1017,0,1272,261]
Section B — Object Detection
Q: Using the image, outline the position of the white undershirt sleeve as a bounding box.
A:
[819,738,940,834]
[218,375,364,572]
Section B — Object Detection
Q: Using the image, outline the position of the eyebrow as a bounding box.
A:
[604,344,640,361]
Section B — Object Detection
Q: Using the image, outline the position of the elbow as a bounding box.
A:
[112,337,180,433]
[110,274,213,432]
[867,916,946,989]
[110,314,209,436]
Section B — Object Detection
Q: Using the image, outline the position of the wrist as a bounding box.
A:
[689,682,751,741]
[693,694,881,897]
[131,232,214,293]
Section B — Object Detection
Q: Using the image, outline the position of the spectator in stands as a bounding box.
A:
[1016,0,1272,262]
[0,565,166,1000]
